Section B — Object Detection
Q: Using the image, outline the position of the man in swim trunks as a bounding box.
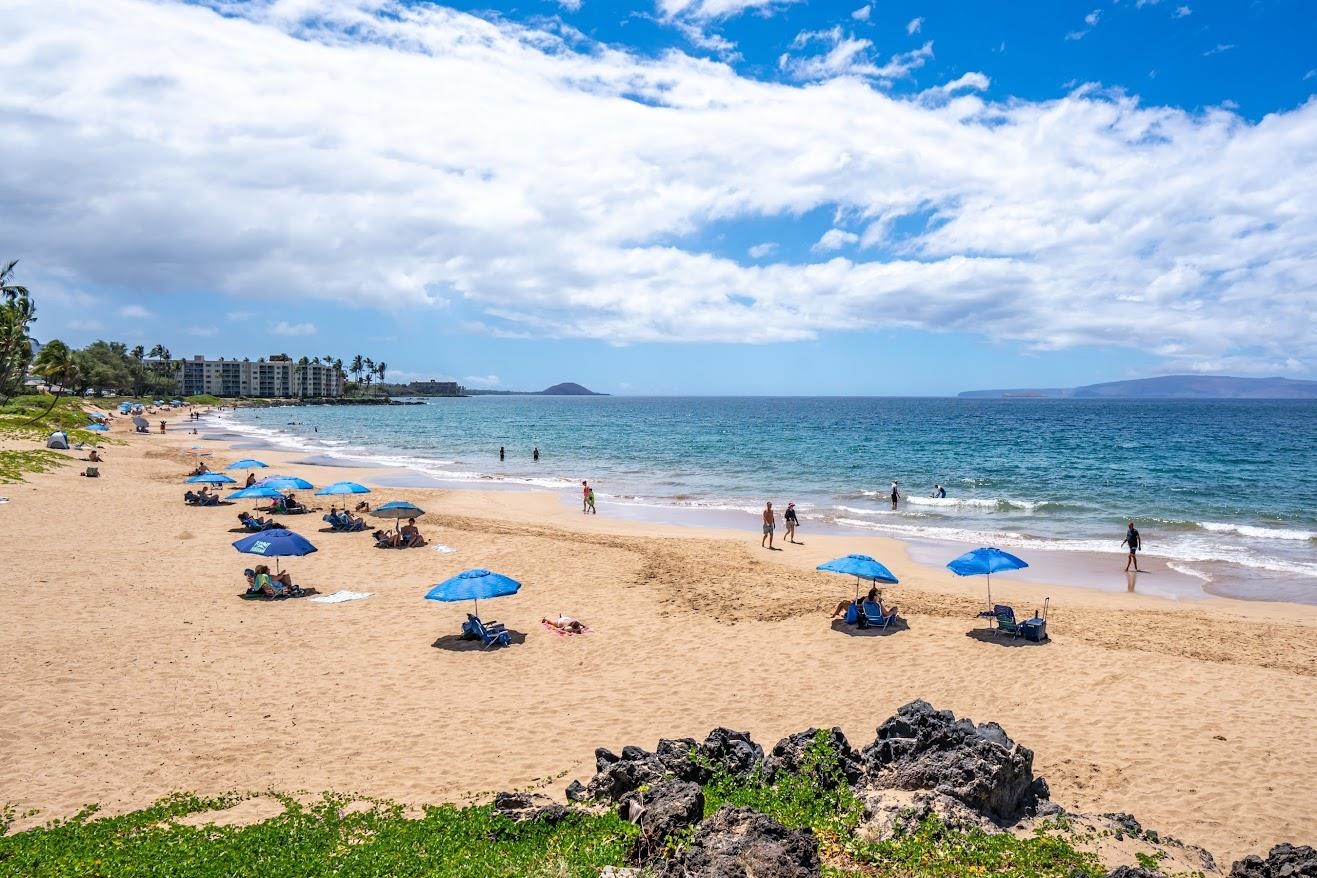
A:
[890,481,900,508]
[761,501,776,549]
[1121,521,1142,572]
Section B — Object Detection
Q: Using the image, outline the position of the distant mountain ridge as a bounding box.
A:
[960,375,1317,399]
[538,382,604,396]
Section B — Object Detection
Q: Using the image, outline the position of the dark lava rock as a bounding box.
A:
[1104,812,1145,839]
[861,699,1040,819]
[1106,867,1162,878]
[762,727,863,788]
[565,779,588,802]
[492,791,569,824]
[698,727,763,778]
[657,806,819,878]
[578,729,763,804]
[621,780,705,863]
[1230,844,1317,878]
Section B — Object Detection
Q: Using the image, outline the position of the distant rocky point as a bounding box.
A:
[538,382,605,396]
[960,375,1317,400]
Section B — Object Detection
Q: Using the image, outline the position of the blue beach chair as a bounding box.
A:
[993,605,1024,638]
[861,600,898,631]
[462,613,512,648]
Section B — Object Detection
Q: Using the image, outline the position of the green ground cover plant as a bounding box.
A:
[0,449,69,483]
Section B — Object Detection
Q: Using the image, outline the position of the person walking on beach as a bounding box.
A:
[586,487,597,515]
[783,502,800,544]
[890,481,900,509]
[761,501,776,549]
[1122,521,1142,572]
[582,480,590,514]
[159,420,167,434]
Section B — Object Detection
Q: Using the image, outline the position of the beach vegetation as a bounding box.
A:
[0,259,37,404]
[0,449,69,483]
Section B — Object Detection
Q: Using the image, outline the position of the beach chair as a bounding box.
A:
[323,512,346,531]
[463,613,511,648]
[993,605,1023,638]
[861,600,898,631]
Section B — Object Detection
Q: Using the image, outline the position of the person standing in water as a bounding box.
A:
[533,446,540,461]
[890,481,900,508]
[499,446,505,461]
[1121,521,1142,572]
[783,502,800,544]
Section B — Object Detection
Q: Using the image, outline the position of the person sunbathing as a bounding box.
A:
[283,493,306,513]
[354,500,371,512]
[542,614,587,633]
[245,565,297,597]
[184,490,199,504]
[400,518,426,548]
[239,511,279,530]
[87,450,102,463]
[373,529,400,548]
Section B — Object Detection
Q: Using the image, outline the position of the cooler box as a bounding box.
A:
[1022,618,1047,642]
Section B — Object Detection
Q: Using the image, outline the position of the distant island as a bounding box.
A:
[463,382,608,397]
[960,375,1317,400]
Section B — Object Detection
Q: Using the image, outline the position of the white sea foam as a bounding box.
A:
[1199,521,1315,541]
[1167,562,1213,582]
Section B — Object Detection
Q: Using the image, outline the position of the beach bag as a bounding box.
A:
[844,603,859,625]
[81,466,100,478]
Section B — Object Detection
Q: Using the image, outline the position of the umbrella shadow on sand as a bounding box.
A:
[431,630,528,651]
[829,619,908,637]
[963,629,1047,648]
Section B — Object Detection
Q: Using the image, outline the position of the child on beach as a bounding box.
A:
[586,488,597,515]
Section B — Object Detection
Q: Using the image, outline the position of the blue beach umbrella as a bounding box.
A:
[370,499,425,532]
[227,485,289,504]
[84,423,109,431]
[425,568,521,616]
[87,412,107,421]
[315,481,371,496]
[186,472,237,485]
[259,475,314,491]
[226,458,269,471]
[817,553,900,601]
[232,528,317,573]
[946,547,1029,609]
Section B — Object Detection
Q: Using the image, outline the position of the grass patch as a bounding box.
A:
[0,793,637,878]
[0,396,102,441]
[0,449,69,483]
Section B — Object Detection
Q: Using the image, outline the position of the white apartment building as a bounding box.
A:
[176,356,344,398]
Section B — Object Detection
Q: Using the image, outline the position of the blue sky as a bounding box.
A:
[4,0,1315,394]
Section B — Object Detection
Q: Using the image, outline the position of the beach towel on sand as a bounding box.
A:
[431,544,456,554]
[309,590,374,604]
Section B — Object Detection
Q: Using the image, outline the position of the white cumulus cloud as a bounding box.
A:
[0,0,1314,376]
[906,16,923,34]
[851,5,871,22]
[118,304,152,318]
[812,228,860,252]
[748,242,779,258]
[272,321,317,337]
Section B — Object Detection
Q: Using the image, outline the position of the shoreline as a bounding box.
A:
[202,410,1312,607]
[2,405,1315,863]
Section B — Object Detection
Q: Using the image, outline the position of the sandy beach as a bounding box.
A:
[2,411,1315,863]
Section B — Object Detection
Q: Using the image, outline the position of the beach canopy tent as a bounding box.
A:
[425,568,521,616]
[315,481,371,496]
[225,459,269,471]
[132,415,149,430]
[186,472,236,485]
[259,475,314,491]
[946,547,1029,609]
[232,528,317,573]
[86,411,106,421]
[46,431,69,450]
[171,400,183,405]
[119,402,134,414]
[817,553,900,601]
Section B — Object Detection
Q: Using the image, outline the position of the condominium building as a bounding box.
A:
[175,355,344,398]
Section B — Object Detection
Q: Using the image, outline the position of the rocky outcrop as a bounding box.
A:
[762,727,863,788]
[491,791,570,824]
[1230,844,1317,878]
[578,729,763,804]
[656,806,819,878]
[620,780,705,862]
[861,699,1041,819]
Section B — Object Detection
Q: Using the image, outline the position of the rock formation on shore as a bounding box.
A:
[493,699,1311,878]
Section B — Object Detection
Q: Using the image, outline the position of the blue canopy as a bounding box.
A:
[86,411,107,421]
[226,458,269,470]
[817,554,899,583]
[426,568,521,614]
[233,528,317,573]
[186,472,236,484]
[84,424,109,431]
[315,481,371,496]
[171,400,183,405]
[946,547,1028,608]
[259,475,314,490]
[228,485,288,500]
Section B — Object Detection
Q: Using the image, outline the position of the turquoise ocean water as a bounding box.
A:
[213,397,1317,603]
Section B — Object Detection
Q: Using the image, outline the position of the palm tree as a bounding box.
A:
[27,339,80,422]
[0,259,37,402]
[131,345,145,362]
[376,361,387,395]
[362,357,375,396]
[349,354,363,387]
